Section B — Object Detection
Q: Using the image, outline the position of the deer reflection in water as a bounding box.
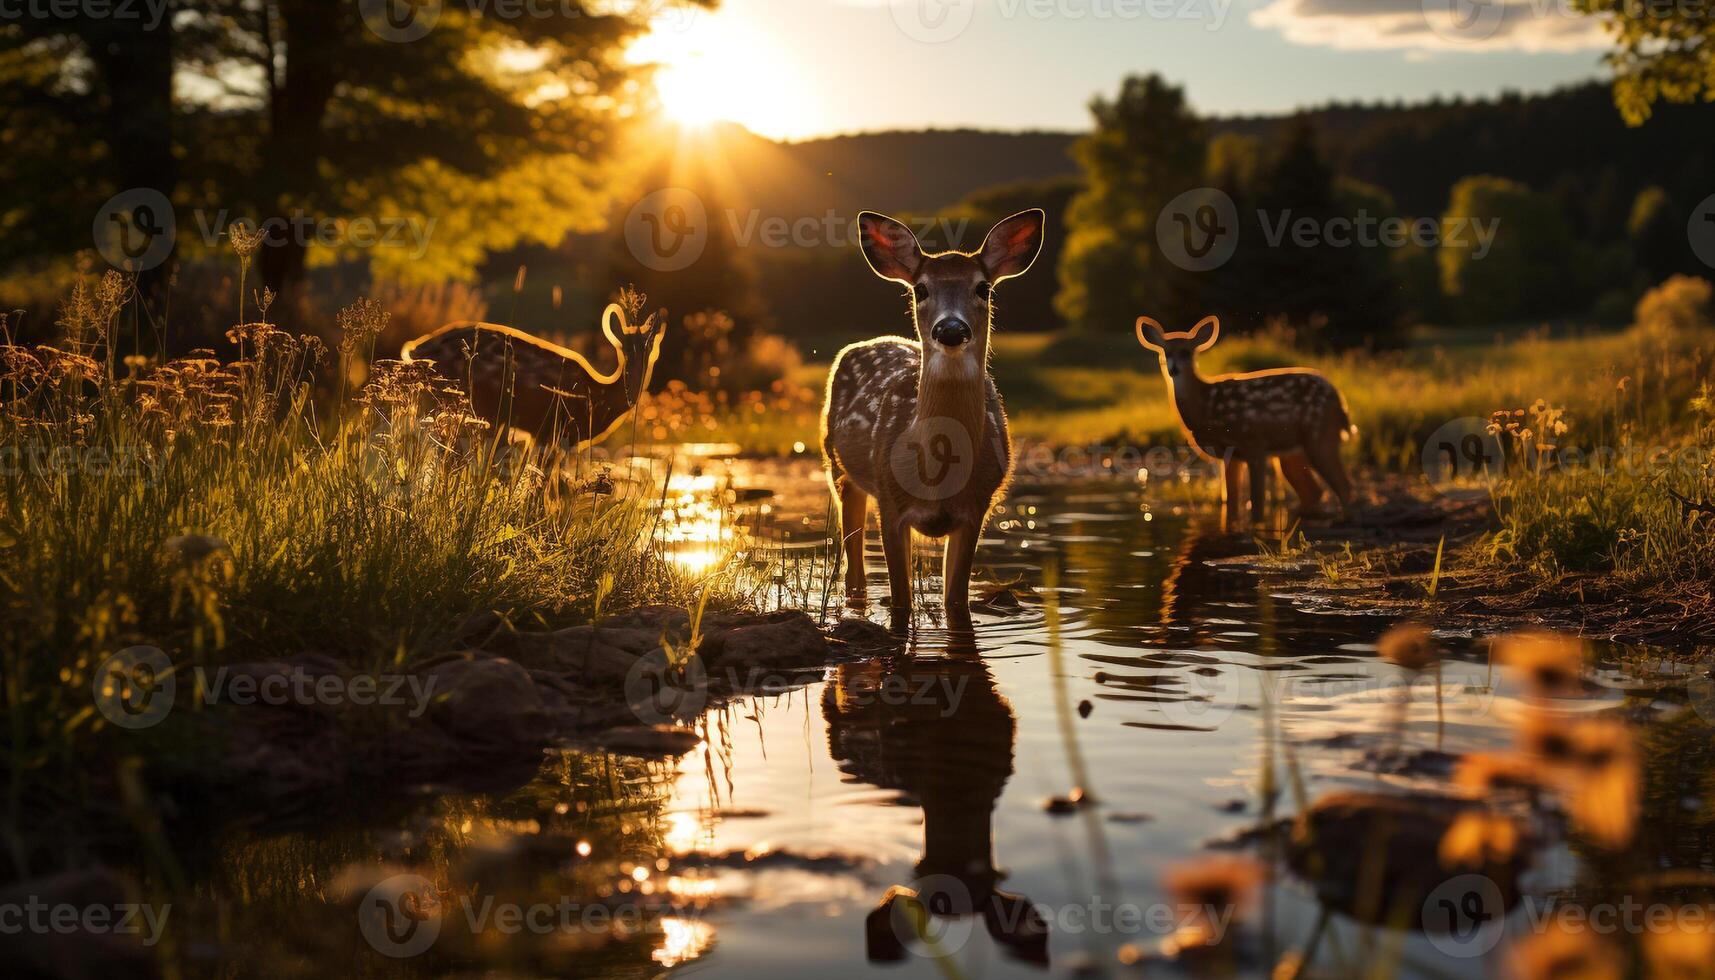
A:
[821,613,1049,967]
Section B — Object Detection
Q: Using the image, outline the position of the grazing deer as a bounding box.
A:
[401,303,664,449]
[1136,315,1355,524]
[822,209,1045,611]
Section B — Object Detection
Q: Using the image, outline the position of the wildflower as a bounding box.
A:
[1643,927,1715,980]
[1438,809,1518,867]
[1515,710,1639,849]
[228,223,266,260]
[337,297,390,356]
[1378,622,1438,671]
[1563,718,1639,850]
[1161,856,1265,952]
[1503,913,1621,980]
[1495,631,1585,698]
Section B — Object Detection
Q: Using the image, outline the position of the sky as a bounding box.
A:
[630,0,1617,140]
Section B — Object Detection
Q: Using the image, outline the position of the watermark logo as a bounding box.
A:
[1422,873,1506,957]
[360,0,441,41]
[93,188,175,272]
[359,873,442,957]
[1422,0,1506,44]
[624,648,710,724]
[625,187,709,272]
[889,416,976,501]
[1422,417,1505,500]
[1690,193,1715,270]
[891,0,977,42]
[1157,187,1239,273]
[93,645,176,730]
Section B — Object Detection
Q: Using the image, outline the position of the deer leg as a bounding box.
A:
[943,523,979,611]
[1278,451,1327,517]
[1246,454,1270,524]
[838,479,869,605]
[1304,433,1356,516]
[1221,457,1244,527]
[879,509,914,612]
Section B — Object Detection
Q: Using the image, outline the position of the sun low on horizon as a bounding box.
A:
[628,12,815,141]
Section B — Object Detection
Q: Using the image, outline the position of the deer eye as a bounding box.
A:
[975,282,991,301]
[912,283,928,304]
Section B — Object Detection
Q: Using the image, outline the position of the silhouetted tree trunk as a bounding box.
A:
[86,12,178,318]
[258,0,339,296]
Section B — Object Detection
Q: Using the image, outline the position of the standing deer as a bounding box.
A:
[1136,315,1356,524]
[823,209,1045,611]
[400,303,665,449]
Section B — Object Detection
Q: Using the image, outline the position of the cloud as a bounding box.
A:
[1250,0,1612,54]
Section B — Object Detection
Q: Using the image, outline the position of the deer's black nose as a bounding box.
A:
[932,318,972,348]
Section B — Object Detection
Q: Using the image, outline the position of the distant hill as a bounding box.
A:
[565,80,1715,348]
[730,81,1713,229]
[663,124,1081,236]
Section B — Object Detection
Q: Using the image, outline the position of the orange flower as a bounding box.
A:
[1162,856,1266,951]
[1439,809,1519,867]
[1504,914,1621,980]
[1378,622,1439,671]
[1496,632,1586,698]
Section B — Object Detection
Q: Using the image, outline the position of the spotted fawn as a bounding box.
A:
[822,209,1045,611]
[1136,315,1356,524]
[401,303,664,449]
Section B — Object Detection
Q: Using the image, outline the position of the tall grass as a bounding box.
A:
[0,264,745,779]
[1478,277,1715,591]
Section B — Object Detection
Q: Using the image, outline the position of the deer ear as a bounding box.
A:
[1135,316,1166,351]
[858,212,923,284]
[980,209,1045,282]
[1191,315,1220,352]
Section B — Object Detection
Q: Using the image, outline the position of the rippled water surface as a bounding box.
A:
[182,453,1703,978]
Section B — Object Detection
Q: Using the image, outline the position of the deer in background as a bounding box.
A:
[1136,315,1356,525]
[401,302,665,449]
[822,209,1045,611]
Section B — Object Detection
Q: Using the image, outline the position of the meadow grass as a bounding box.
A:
[682,277,1715,599]
[0,268,749,780]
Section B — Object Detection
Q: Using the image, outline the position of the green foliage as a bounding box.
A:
[1056,74,1208,332]
[0,267,747,768]
[1,1,697,286]
[1573,0,1715,124]
[1484,278,1715,586]
[1219,119,1403,347]
[1439,176,1590,324]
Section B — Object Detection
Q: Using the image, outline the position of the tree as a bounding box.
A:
[1574,0,1715,124]
[1056,74,1207,334]
[1216,118,1401,347]
[2,1,707,299]
[948,176,1080,332]
[1628,186,1690,286]
[1439,176,1589,324]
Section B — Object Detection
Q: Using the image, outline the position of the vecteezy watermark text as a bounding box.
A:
[0,897,170,947]
[623,189,975,271]
[93,189,437,271]
[93,646,439,730]
[1,0,169,29]
[1157,187,1502,273]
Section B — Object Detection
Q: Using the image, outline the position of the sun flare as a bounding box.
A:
[629,18,811,140]
[654,58,728,129]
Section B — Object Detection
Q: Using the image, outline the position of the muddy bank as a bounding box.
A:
[1228,472,1715,648]
[192,606,900,817]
